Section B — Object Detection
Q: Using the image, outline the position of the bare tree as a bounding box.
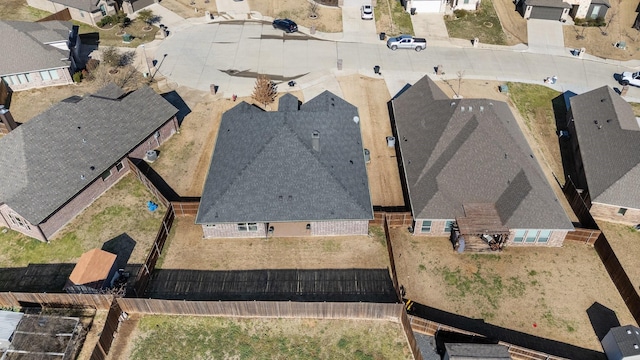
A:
[137,9,155,30]
[252,75,277,109]
[309,1,319,18]
[87,64,145,91]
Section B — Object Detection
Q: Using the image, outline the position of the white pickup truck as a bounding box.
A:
[386,35,427,52]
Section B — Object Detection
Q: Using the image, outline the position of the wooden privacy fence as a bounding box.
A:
[563,177,596,229]
[0,292,113,310]
[126,157,170,207]
[90,301,123,360]
[132,205,175,297]
[36,8,71,22]
[171,201,199,216]
[565,228,600,245]
[399,309,424,360]
[408,316,569,360]
[383,216,402,302]
[370,211,413,227]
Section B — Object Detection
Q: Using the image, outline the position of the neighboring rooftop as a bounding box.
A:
[392,75,572,230]
[51,0,116,12]
[0,20,72,76]
[0,310,24,352]
[604,325,640,358]
[0,84,178,224]
[196,92,373,224]
[568,86,640,209]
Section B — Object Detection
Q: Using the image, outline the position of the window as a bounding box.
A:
[537,230,551,243]
[525,230,538,243]
[9,214,31,230]
[464,0,470,4]
[49,70,59,80]
[618,208,627,216]
[513,230,526,243]
[2,76,12,85]
[237,223,258,232]
[444,220,454,233]
[421,220,432,233]
[100,4,107,16]
[9,75,18,85]
[101,169,112,181]
[40,71,51,81]
[115,162,124,172]
[17,74,27,84]
[205,224,216,228]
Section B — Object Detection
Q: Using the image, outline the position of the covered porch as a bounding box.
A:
[451,204,510,253]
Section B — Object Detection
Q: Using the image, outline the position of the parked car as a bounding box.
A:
[620,71,640,87]
[386,35,427,52]
[272,18,298,33]
[361,5,374,20]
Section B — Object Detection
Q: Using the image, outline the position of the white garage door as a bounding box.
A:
[412,0,442,13]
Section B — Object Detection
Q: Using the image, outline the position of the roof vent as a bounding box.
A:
[468,106,472,112]
[480,106,484,112]
[451,102,456,107]
[635,344,639,350]
[90,166,95,171]
[461,107,465,112]
[82,138,86,143]
[628,329,633,335]
[80,174,85,180]
[353,116,360,124]
[606,119,612,123]
[594,120,599,124]
[601,98,606,102]
[312,131,320,151]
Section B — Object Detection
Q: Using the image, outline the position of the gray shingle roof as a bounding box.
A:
[0,85,178,224]
[569,86,640,208]
[392,76,572,230]
[52,0,114,12]
[606,325,640,357]
[0,21,71,76]
[196,92,373,224]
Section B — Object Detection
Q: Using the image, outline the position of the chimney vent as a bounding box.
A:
[353,116,360,124]
[312,131,320,152]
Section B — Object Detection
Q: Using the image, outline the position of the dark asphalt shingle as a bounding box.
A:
[0,85,178,224]
[569,86,640,208]
[196,92,373,224]
[392,76,572,230]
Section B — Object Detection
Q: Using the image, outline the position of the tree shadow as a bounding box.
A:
[588,302,621,341]
[161,91,192,126]
[102,233,137,271]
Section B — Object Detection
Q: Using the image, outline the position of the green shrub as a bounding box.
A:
[97,15,113,27]
[454,9,470,18]
[72,71,83,83]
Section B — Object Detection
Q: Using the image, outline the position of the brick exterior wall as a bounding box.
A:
[310,220,369,236]
[506,229,567,247]
[0,203,46,241]
[202,223,267,238]
[39,160,131,239]
[128,117,179,161]
[26,0,116,26]
[3,68,73,92]
[591,202,640,226]
[201,220,370,238]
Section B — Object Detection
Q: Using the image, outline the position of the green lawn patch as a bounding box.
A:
[375,0,414,36]
[0,173,165,267]
[444,0,506,45]
[77,19,158,48]
[131,316,412,360]
[506,82,560,131]
[631,102,640,117]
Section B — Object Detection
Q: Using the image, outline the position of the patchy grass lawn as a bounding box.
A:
[375,0,414,36]
[390,228,636,351]
[631,102,640,117]
[445,0,507,45]
[506,82,564,178]
[248,0,343,33]
[126,315,412,360]
[0,0,52,21]
[0,173,165,267]
[78,20,158,48]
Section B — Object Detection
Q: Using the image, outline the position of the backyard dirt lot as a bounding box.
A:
[338,75,404,207]
[108,314,412,360]
[390,227,637,352]
[597,221,640,292]
[158,216,390,270]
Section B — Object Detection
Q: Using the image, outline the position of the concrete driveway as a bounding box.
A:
[341,6,378,43]
[527,19,567,56]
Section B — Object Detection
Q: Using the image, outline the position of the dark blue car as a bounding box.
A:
[272,18,298,33]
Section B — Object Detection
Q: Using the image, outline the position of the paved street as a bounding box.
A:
[152,21,640,101]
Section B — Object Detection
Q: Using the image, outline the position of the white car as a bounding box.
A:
[621,71,640,87]
[361,5,373,20]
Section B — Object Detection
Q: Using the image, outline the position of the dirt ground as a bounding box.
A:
[597,221,640,291]
[158,216,389,270]
[76,310,109,360]
[338,75,405,207]
[0,0,51,21]
[494,0,640,60]
[390,227,637,351]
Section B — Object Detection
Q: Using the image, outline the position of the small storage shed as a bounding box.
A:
[444,343,512,360]
[0,310,24,351]
[602,325,640,360]
[64,249,117,293]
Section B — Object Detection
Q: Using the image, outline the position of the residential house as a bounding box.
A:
[0,20,80,91]
[391,76,573,251]
[518,0,608,21]
[0,84,179,242]
[601,325,640,360]
[26,0,117,26]
[64,248,117,293]
[566,86,640,226]
[196,92,373,238]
